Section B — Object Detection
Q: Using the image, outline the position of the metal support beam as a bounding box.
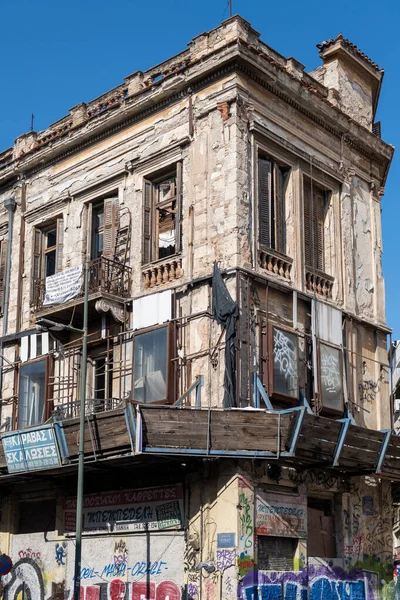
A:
[253,373,273,410]
[173,375,204,408]
[376,429,391,474]
[332,418,351,467]
[135,408,143,454]
[124,403,136,454]
[53,421,70,465]
[285,407,306,455]
[299,391,313,415]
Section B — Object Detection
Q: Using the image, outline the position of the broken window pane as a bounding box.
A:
[133,327,168,403]
[308,497,337,558]
[18,360,46,428]
[272,327,298,397]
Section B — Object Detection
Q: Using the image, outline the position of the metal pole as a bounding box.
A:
[73,260,89,600]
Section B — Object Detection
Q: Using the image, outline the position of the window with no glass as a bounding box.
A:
[308,497,337,558]
[142,164,182,265]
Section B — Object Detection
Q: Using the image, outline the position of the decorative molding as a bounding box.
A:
[95,298,125,323]
[24,197,70,224]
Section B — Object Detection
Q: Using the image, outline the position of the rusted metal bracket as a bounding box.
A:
[376,429,391,474]
[332,418,351,467]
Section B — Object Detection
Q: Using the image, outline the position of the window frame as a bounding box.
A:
[131,322,176,405]
[317,340,344,415]
[264,323,299,403]
[87,195,120,261]
[142,163,183,266]
[257,152,290,255]
[17,355,54,429]
[31,217,64,304]
[303,176,331,274]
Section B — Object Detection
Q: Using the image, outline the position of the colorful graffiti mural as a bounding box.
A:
[238,563,394,600]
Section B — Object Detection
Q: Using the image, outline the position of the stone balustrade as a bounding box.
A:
[143,258,183,289]
[259,248,293,281]
[305,269,334,298]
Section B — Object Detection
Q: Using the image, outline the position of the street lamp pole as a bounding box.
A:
[73,260,90,600]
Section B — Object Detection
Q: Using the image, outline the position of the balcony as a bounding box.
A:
[258,248,293,281]
[53,397,122,420]
[32,257,132,315]
[305,268,334,298]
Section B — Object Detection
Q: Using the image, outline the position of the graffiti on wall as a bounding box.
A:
[238,478,254,577]
[238,563,389,600]
[1,558,181,600]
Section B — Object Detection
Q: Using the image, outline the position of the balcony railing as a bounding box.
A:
[259,248,293,281]
[143,256,183,289]
[32,257,132,311]
[305,268,334,298]
[53,397,122,420]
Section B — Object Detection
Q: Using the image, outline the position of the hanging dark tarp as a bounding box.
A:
[212,262,239,408]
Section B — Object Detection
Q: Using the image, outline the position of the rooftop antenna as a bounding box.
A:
[30,113,35,132]
[229,0,232,16]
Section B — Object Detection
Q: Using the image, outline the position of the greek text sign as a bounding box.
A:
[2,425,61,472]
[44,264,83,306]
[64,484,184,533]
[256,492,307,538]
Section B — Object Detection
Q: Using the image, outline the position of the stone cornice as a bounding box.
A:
[0,33,393,192]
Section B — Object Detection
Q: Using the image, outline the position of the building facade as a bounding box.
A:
[0,16,397,600]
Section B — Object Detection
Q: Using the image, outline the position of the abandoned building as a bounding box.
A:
[0,14,397,600]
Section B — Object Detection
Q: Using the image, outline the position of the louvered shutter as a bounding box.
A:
[176,162,183,253]
[303,178,313,268]
[56,218,64,273]
[274,166,285,253]
[315,189,325,271]
[0,240,8,314]
[143,180,153,265]
[258,157,272,248]
[103,197,119,257]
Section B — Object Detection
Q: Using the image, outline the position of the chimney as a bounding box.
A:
[311,34,384,131]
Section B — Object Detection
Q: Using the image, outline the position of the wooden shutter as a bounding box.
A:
[0,240,8,313]
[56,218,64,273]
[274,165,285,253]
[176,162,183,253]
[32,228,42,279]
[143,180,153,265]
[303,178,312,268]
[258,157,272,248]
[315,189,325,271]
[103,197,119,257]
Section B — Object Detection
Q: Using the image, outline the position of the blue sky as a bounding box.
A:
[1,0,399,337]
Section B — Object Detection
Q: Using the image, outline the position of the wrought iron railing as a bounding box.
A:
[53,397,122,420]
[32,257,132,311]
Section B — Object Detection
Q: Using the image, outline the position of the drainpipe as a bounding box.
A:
[0,196,16,425]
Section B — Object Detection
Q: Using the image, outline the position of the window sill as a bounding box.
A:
[142,256,183,289]
[258,247,293,281]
